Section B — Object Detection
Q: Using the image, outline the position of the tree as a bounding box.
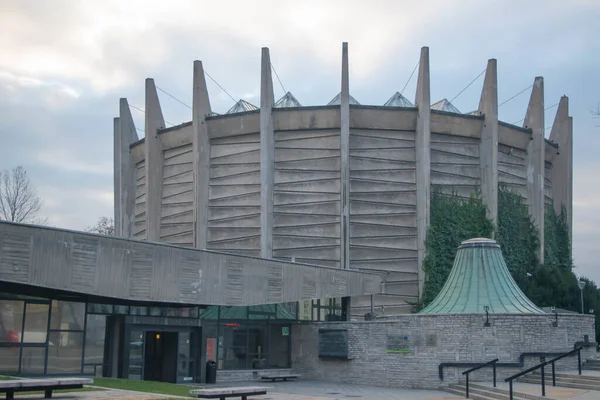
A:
[86,217,115,236]
[0,166,46,224]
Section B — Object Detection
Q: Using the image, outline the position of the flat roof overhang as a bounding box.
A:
[0,221,381,306]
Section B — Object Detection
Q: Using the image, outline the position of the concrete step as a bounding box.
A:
[520,376,600,388]
[520,378,600,392]
[446,383,544,400]
[530,371,600,383]
[445,386,497,400]
[519,373,600,391]
[583,365,600,371]
[585,359,600,366]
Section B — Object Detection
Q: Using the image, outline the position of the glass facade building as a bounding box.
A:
[0,290,348,383]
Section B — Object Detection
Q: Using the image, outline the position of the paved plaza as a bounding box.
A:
[6,377,600,400]
[2,380,462,400]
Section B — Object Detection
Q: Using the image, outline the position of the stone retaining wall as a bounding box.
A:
[216,368,293,383]
[291,313,596,389]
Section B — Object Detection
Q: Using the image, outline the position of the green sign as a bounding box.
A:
[282,326,289,336]
[386,335,409,354]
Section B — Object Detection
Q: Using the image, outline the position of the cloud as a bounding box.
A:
[1,0,600,285]
[39,185,113,229]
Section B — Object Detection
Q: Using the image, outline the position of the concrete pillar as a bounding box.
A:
[414,47,431,297]
[567,116,573,244]
[118,98,138,238]
[260,48,275,259]
[192,61,212,250]
[144,78,165,242]
[478,59,499,228]
[113,117,122,237]
[549,96,572,242]
[340,42,350,270]
[524,77,545,263]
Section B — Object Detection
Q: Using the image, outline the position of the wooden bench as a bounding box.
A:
[260,374,299,382]
[190,386,268,400]
[0,378,93,400]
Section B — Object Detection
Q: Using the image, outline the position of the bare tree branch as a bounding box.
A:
[86,217,115,236]
[0,166,45,224]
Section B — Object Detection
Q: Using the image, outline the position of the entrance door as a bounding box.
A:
[143,331,178,382]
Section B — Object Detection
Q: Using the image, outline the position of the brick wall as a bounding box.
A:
[291,313,596,389]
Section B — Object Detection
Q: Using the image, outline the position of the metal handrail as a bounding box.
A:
[439,350,567,380]
[546,347,583,386]
[461,358,499,398]
[505,359,549,400]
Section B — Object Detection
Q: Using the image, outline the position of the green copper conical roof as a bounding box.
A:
[420,238,543,314]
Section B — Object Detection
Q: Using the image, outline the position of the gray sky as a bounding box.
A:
[1,0,599,280]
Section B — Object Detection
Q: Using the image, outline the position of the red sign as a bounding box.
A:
[206,338,216,361]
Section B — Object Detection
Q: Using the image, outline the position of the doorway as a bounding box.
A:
[143,331,178,382]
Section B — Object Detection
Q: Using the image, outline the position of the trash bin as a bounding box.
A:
[205,360,217,384]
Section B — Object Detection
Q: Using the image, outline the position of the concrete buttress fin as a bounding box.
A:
[260,48,275,258]
[340,42,351,270]
[118,98,137,238]
[478,59,499,226]
[145,78,165,242]
[415,47,431,298]
[524,77,545,263]
[193,60,212,250]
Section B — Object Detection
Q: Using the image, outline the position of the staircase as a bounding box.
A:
[518,370,600,391]
[444,383,545,400]
[583,359,600,371]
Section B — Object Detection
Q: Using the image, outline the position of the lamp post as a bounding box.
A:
[578,280,586,314]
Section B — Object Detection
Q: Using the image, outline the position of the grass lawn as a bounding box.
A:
[92,377,198,397]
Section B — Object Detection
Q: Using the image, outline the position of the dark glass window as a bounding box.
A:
[0,300,24,343]
[47,332,83,374]
[268,324,290,368]
[215,322,290,370]
[130,306,147,316]
[51,301,85,330]
[0,348,19,373]
[23,303,49,343]
[87,303,113,314]
[84,314,106,368]
[114,305,129,315]
[128,330,144,380]
[21,347,46,374]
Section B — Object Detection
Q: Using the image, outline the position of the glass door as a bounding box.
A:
[128,330,144,380]
[177,331,195,382]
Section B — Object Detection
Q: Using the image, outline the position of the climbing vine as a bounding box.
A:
[417,184,599,344]
[418,189,493,308]
[544,204,572,271]
[496,184,539,290]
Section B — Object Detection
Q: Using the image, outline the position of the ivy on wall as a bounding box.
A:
[544,204,572,271]
[419,189,493,308]
[417,184,599,344]
[496,185,539,290]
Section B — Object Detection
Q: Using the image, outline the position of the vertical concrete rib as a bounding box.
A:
[113,117,122,237]
[192,61,212,250]
[260,48,275,259]
[524,77,545,263]
[478,59,499,228]
[414,47,431,297]
[144,78,165,242]
[566,116,573,244]
[118,98,138,238]
[340,42,350,270]
[549,96,572,246]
